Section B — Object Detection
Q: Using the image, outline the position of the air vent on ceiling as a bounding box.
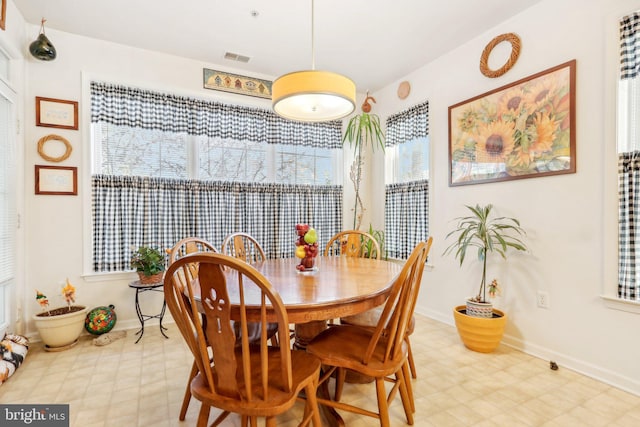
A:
[224,52,251,63]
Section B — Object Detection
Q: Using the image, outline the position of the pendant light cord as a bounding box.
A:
[311,0,315,70]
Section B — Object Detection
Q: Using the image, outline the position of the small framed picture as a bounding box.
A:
[35,165,78,195]
[35,97,79,130]
[0,0,6,31]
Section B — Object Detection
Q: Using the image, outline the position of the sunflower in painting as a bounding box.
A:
[450,66,572,183]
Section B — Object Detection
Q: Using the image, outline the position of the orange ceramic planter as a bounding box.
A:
[453,305,507,353]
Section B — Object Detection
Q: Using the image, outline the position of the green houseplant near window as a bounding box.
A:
[444,204,528,353]
[131,246,166,284]
[343,94,385,230]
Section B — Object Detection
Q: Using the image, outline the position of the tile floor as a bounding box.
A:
[1,314,640,426]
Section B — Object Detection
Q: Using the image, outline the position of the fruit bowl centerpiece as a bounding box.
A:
[295,224,319,272]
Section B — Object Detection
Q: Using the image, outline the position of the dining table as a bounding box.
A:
[194,255,404,426]
[223,256,403,348]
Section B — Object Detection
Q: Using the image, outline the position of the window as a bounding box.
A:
[384,102,430,259]
[617,11,640,300]
[90,82,343,271]
[0,47,15,334]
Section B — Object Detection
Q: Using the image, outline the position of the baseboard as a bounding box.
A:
[500,334,640,397]
[26,318,177,344]
[415,307,640,397]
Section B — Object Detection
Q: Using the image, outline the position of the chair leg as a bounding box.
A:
[304,381,323,427]
[196,404,211,427]
[397,367,414,425]
[407,338,417,379]
[402,361,415,413]
[334,367,347,401]
[270,333,279,347]
[375,377,391,427]
[265,416,276,427]
[179,360,198,420]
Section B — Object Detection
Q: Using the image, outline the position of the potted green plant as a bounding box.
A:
[131,245,166,284]
[443,204,528,352]
[33,279,87,351]
[343,93,385,230]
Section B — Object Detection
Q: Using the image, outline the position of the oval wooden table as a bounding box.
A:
[247,256,403,349]
[194,255,403,426]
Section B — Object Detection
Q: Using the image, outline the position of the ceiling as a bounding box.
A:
[14,0,540,93]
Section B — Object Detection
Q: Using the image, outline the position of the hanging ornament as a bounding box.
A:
[29,18,57,61]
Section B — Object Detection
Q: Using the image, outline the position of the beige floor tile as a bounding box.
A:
[1,315,639,427]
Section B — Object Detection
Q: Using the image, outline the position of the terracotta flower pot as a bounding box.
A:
[137,271,164,284]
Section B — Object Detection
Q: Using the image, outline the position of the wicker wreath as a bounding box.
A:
[37,134,73,162]
[479,33,521,78]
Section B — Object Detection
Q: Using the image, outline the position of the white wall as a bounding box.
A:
[372,0,640,395]
[9,0,640,396]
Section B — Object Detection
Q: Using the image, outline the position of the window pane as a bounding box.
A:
[617,78,640,153]
[275,144,336,185]
[386,136,430,184]
[198,137,267,182]
[97,123,188,178]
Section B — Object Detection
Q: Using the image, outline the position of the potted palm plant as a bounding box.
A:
[130,245,166,284]
[343,93,385,230]
[443,204,528,352]
[33,279,87,351]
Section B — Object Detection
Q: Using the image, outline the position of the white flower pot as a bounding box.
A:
[465,299,493,318]
[33,306,87,351]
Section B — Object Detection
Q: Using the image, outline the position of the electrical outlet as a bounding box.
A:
[537,291,550,308]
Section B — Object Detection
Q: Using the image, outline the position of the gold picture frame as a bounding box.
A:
[203,68,272,99]
[448,60,576,186]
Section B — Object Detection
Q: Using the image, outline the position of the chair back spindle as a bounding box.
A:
[325,230,381,259]
[362,238,431,365]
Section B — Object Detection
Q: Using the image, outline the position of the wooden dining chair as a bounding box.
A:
[164,252,323,427]
[324,230,381,327]
[306,238,432,427]
[222,232,280,346]
[168,237,219,421]
[222,232,266,264]
[324,230,381,260]
[339,237,432,380]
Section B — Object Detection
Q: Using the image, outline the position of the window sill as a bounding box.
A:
[82,271,138,283]
[600,295,640,314]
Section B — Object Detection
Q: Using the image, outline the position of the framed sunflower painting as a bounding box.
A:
[448,59,576,186]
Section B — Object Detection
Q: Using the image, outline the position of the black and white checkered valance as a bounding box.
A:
[621,11,640,80]
[90,82,342,149]
[92,175,342,272]
[385,180,429,260]
[618,152,640,300]
[385,102,429,147]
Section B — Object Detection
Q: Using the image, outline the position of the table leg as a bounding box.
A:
[159,299,169,339]
[293,321,326,350]
[294,321,345,427]
[134,289,145,343]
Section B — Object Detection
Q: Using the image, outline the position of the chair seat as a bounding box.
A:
[306,324,408,378]
[341,308,415,335]
[192,347,321,415]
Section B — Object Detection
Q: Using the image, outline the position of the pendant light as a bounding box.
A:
[29,18,57,61]
[272,0,355,122]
